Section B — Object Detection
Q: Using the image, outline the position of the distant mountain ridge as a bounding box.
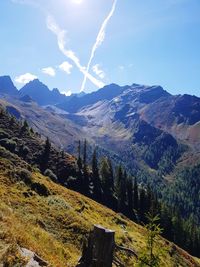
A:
[1,74,200,227]
[57,83,129,113]
[19,79,68,105]
[0,75,199,149]
[0,75,18,96]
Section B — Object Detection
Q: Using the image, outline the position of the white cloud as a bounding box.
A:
[15,73,37,84]
[59,61,73,75]
[92,64,105,79]
[61,90,72,96]
[42,67,56,77]
[46,15,105,91]
[80,0,117,91]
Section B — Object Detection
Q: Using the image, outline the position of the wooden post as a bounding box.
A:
[77,225,115,267]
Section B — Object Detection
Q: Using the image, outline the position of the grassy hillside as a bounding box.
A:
[0,148,199,267]
[0,97,200,266]
[0,98,86,152]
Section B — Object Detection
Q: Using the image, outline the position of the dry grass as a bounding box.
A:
[0,157,199,266]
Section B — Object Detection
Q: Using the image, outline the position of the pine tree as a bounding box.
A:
[100,157,114,204]
[116,164,123,194]
[83,139,87,168]
[133,177,139,211]
[82,139,89,195]
[91,147,102,201]
[127,177,134,218]
[21,120,29,133]
[77,140,82,171]
[107,157,114,191]
[44,137,51,156]
[116,165,127,212]
[40,137,51,172]
[137,213,164,267]
[139,188,147,222]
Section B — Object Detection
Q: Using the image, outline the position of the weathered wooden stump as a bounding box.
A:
[77,225,115,267]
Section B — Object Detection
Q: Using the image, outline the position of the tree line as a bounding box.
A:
[0,109,199,259]
[73,140,200,257]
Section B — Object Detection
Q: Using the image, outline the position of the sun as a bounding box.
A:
[72,0,83,4]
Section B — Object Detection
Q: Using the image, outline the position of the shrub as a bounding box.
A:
[18,144,30,159]
[44,169,58,182]
[17,168,32,185]
[0,138,16,152]
[31,182,50,197]
[0,129,9,139]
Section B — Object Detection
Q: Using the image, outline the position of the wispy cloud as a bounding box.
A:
[46,15,105,90]
[59,61,73,75]
[15,73,37,84]
[42,67,56,77]
[92,64,105,79]
[80,0,117,91]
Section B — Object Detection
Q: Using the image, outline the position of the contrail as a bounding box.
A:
[47,16,105,89]
[80,0,117,92]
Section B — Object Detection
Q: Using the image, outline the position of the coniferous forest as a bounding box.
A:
[72,140,200,258]
[0,106,200,259]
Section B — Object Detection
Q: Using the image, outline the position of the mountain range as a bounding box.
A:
[0,75,200,264]
[1,75,200,194]
[0,104,198,266]
[0,75,199,167]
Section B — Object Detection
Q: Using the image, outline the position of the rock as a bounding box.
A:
[19,247,48,267]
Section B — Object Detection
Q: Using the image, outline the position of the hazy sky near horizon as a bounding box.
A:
[0,0,200,96]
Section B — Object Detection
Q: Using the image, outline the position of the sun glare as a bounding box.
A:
[72,0,83,4]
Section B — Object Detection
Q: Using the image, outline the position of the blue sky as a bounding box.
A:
[0,0,200,96]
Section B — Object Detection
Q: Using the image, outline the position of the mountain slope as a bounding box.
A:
[1,77,200,249]
[0,146,199,267]
[57,83,128,113]
[19,79,68,106]
[0,97,87,152]
[140,94,200,148]
[0,76,18,96]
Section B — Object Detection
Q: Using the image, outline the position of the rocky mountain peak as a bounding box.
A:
[0,75,18,95]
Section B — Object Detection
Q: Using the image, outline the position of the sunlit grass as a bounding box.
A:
[0,156,199,266]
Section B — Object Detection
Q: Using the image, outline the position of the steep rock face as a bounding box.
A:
[57,83,128,113]
[172,94,200,125]
[19,95,33,103]
[19,79,67,106]
[139,94,200,146]
[72,85,183,174]
[0,76,18,96]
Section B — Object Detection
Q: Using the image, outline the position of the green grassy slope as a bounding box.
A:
[0,150,199,267]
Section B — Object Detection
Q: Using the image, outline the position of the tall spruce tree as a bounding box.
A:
[133,177,139,211]
[139,188,147,222]
[40,137,51,172]
[100,157,114,203]
[107,157,114,191]
[127,177,134,218]
[91,148,102,201]
[82,139,89,195]
[77,140,82,171]
[116,165,127,212]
